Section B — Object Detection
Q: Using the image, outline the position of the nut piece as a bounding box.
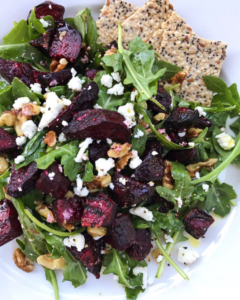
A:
[87,226,107,239]
[13,248,34,273]
[0,111,16,127]
[153,113,167,123]
[2,186,10,200]
[50,58,59,72]
[162,160,174,190]
[186,158,218,178]
[44,131,57,147]
[108,143,131,158]
[35,203,56,223]
[54,58,68,72]
[115,152,132,170]
[104,47,117,56]
[61,223,75,232]
[65,190,74,198]
[152,248,163,264]
[86,174,111,192]
[0,157,9,174]
[186,127,203,138]
[14,113,31,136]
[22,103,41,116]
[169,71,188,85]
[37,254,65,270]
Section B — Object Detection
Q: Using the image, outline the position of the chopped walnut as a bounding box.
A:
[50,58,59,72]
[86,174,111,192]
[37,254,65,270]
[13,248,34,273]
[44,131,57,147]
[138,119,149,129]
[168,71,188,92]
[0,110,16,126]
[104,47,117,56]
[65,190,74,198]
[152,248,163,263]
[35,203,56,223]
[162,160,174,190]
[186,158,218,178]
[14,112,31,136]
[115,152,132,170]
[145,128,152,135]
[61,223,75,232]
[87,227,107,239]
[107,143,131,158]
[153,113,167,123]
[186,127,203,138]
[22,103,41,116]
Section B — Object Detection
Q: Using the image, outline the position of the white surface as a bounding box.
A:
[0,0,240,300]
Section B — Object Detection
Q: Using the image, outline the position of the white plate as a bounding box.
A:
[0,1,240,299]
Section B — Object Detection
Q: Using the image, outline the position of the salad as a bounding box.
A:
[0,1,240,300]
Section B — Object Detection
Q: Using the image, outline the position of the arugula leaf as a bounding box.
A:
[28,8,46,40]
[0,170,10,200]
[0,81,9,90]
[154,60,182,80]
[192,127,208,144]
[205,182,237,217]
[204,76,228,93]
[21,189,44,210]
[0,85,14,109]
[207,111,230,129]
[230,117,240,136]
[82,161,94,182]
[131,125,147,156]
[3,20,31,44]
[50,86,67,98]
[102,53,124,73]
[12,78,40,103]
[64,17,76,29]
[125,287,143,300]
[44,269,59,300]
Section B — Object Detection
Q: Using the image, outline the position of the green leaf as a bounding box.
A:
[74,11,86,40]
[0,85,14,109]
[192,127,208,144]
[204,76,228,93]
[0,170,10,200]
[12,78,40,103]
[3,20,31,44]
[50,86,67,98]
[155,60,182,80]
[0,81,9,90]
[64,17,76,29]
[131,125,147,156]
[82,161,94,182]
[205,182,237,217]
[230,117,240,136]
[125,287,143,300]
[28,7,46,39]
[102,53,123,73]
[174,228,188,244]
[21,189,44,210]
[44,269,59,300]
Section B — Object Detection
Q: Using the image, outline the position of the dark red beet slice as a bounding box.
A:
[104,214,136,251]
[52,196,83,225]
[0,128,17,153]
[126,229,151,261]
[49,22,82,63]
[183,207,214,239]
[63,109,131,143]
[28,1,65,21]
[68,233,103,278]
[147,191,174,213]
[168,131,188,146]
[165,148,199,166]
[165,107,199,132]
[34,68,72,88]
[194,117,212,129]
[81,192,117,228]
[147,86,172,114]
[0,199,23,247]
[110,173,154,207]
[48,82,99,134]
[29,28,55,56]
[7,162,39,198]
[89,141,110,164]
[36,161,70,198]
[142,141,162,158]
[85,69,100,81]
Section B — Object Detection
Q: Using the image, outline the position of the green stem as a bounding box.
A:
[164,83,180,91]
[24,209,86,237]
[49,270,60,300]
[202,105,236,112]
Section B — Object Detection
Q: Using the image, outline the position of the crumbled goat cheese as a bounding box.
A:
[129,207,153,221]
[178,132,186,137]
[88,86,92,90]
[30,83,42,94]
[178,247,199,264]
[106,138,112,144]
[195,172,200,179]
[152,151,158,156]
[133,267,148,289]
[49,4,52,9]
[63,234,85,252]
[188,142,195,147]
[111,72,121,82]
[21,120,37,139]
[113,275,119,281]
[164,234,174,243]
[175,196,183,208]
[129,150,142,169]
[156,255,163,263]
[101,74,113,88]
[16,136,27,146]
[107,82,124,95]
[71,68,77,77]
[220,127,226,132]
[74,174,89,197]
[195,106,207,117]
[202,183,209,192]
[15,155,25,164]
[68,76,85,91]
[148,181,154,186]
[134,129,144,138]
[13,97,30,110]
[130,89,138,101]
[215,132,235,150]
[75,138,93,163]
[95,158,115,176]
[94,103,102,109]
[48,172,55,181]
[118,103,136,128]
[58,133,67,143]
[109,183,115,190]
[62,120,68,126]
[62,98,71,106]
[39,18,49,28]
[119,177,127,185]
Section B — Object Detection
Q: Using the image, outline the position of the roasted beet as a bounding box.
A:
[147,86,172,114]
[36,161,70,198]
[134,148,165,182]
[34,68,72,88]
[165,107,199,132]
[0,199,22,247]
[183,207,214,239]
[49,22,82,63]
[68,233,102,278]
[104,214,136,251]
[194,117,212,129]
[7,162,39,198]
[142,141,162,158]
[165,148,199,166]
[89,141,110,164]
[28,1,65,21]
[168,131,188,146]
[110,173,154,207]
[81,192,117,228]
[29,28,55,56]
[126,229,151,261]
[85,69,100,81]
[0,128,17,153]
[147,191,174,213]
[52,196,83,225]
[63,109,131,143]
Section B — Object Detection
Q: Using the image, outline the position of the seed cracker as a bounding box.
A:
[159,31,227,105]
[161,11,194,34]
[96,0,138,46]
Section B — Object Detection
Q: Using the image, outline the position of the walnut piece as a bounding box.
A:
[104,47,117,56]
[152,248,163,263]
[169,71,188,85]
[0,110,16,126]
[65,190,74,198]
[0,157,9,174]
[14,112,31,136]
[22,103,41,116]
[37,254,65,270]
[186,158,218,178]
[186,127,203,138]
[162,160,174,190]
[153,113,167,123]
[35,203,56,223]
[107,143,131,158]
[61,223,75,232]
[13,248,34,273]
[44,131,57,147]
[86,174,111,192]
[115,152,132,170]
[50,58,59,72]
[87,227,107,239]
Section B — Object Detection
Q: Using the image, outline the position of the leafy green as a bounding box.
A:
[230,117,240,136]
[28,8,46,40]
[192,127,208,144]
[64,17,76,29]
[131,125,147,156]
[12,78,40,103]
[0,81,9,90]
[102,53,123,73]
[125,287,143,300]
[0,85,14,109]
[82,161,94,182]
[44,269,59,300]
[3,20,31,44]
[204,76,228,93]
[21,189,44,210]
[50,86,67,98]
[0,170,10,200]
[154,60,182,80]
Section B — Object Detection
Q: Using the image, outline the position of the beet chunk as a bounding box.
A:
[0,128,17,153]
[110,173,154,207]
[134,148,165,182]
[28,1,65,21]
[0,199,23,247]
[165,107,199,132]
[63,109,131,143]
[36,161,70,198]
[52,196,83,225]
[29,28,55,56]
[165,148,199,166]
[81,192,117,228]
[85,69,100,81]
[194,117,212,129]
[147,191,174,213]
[105,214,136,251]
[168,131,188,146]
[68,233,102,278]
[183,207,214,239]
[126,229,151,261]
[142,141,162,158]
[147,86,172,114]
[89,141,110,164]
[34,68,72,88]
[7,162,39,198]
[49,22,82,63]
